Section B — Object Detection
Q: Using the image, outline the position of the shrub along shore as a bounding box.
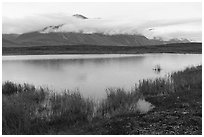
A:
[2,65,202,135]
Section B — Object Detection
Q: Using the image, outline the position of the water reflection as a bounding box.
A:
[2,54,202,98]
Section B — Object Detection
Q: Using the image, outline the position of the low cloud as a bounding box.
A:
[2,13,202,41]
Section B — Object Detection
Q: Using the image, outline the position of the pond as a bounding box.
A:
[2,54,202,98]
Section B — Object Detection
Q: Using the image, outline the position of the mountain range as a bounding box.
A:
[2,14,191,47]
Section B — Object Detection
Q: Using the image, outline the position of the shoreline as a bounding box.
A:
[2,43,202,56]
[2,53,202,61]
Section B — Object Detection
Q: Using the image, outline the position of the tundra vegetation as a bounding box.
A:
[2,43,202,55]
[2,65,202,135]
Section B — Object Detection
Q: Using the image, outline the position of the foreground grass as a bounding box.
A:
[2,65,202,135]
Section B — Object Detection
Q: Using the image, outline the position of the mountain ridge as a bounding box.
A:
[2,15,192,47]
[2,31,191,47]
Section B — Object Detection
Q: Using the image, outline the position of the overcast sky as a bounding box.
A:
[2,2,202,41]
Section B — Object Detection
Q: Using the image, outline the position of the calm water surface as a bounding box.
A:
[2,54,202,98]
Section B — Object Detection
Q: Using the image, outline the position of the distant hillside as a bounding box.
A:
[2,34,19,41]
[2,38,21,47]
[3,31,191,47]
[2,14,193,47]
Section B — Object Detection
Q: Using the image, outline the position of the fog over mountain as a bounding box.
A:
[2,24,190,47]
[3,13,201,42]
[2,2,202,46]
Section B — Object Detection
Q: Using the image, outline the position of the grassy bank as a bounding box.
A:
[2,65,202,135]
[2,43,202,55]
